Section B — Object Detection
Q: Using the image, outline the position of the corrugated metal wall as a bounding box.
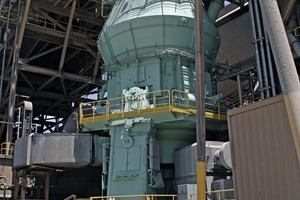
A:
[228,95,300,200]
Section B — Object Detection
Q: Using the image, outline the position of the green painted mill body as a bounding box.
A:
[88,0,225,196]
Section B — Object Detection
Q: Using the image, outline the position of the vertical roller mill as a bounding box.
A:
[80,0,226,196]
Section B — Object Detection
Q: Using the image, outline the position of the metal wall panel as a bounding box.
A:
[228,95,300,200]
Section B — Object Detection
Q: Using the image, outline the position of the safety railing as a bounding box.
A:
[80,90,228,124]
[189,189,235,200]
[0,5,98,37]
[64,194,77,200]
[0,142,13,156]
[288,26,300,37]
[89,194,177,200]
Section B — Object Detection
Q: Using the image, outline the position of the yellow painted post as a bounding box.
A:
[197,162,206,200]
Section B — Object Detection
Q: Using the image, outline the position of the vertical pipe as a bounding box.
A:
[264,30,276,96]
[194,1,206,200]
[17,107,21,139]
[44,173,49,200]
[207,0,224,22]
[259,0,300,164]
[253,0,270,98]
[13,171,19,200]
[237,74,242,106]
[7,0,31,142]
[248,0,264,100]
[20,177,26,200]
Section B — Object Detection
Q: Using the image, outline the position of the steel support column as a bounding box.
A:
[0,0,12,107]
[259,0,300,164]
[58,0,77,75]
[93,53,100,82]
[237,74,242,106]
[282,0,296,24]
[44,173,49,200]
[195,1,206,200]
[7,0,31,142]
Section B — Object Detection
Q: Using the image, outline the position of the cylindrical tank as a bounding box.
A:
[98,0,221,66]
[97,0,223,101]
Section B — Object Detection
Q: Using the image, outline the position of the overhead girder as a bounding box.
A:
[18,63,101,85]
[31,0,104,26]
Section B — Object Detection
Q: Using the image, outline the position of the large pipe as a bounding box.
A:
[207,0,224,22]
[259,0,300,164]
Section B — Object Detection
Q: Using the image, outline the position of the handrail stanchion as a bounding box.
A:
[106,101,110,120]
[218,100,221,120]
[122,97,124,118]
[79,104,83,124]
[92,102,95,122]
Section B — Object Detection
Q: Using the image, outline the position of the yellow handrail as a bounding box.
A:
[64,194,77,200]
[89,194,177,200]
[80,90,228,123]
[0,5,98,37]
[189,189,235,200]
[0,142,13,156]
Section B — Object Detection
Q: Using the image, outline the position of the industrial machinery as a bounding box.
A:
[12,0,232,199]
[80,0,229,196]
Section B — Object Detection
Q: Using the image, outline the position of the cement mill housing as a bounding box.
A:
[0,0,300,200]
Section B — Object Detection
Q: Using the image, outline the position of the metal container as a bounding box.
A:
[13,133,92,169]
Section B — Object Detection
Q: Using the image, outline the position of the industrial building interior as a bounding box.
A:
[0,0,299,199]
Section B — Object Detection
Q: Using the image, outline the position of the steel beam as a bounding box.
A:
[25,25,97,46]
[19,71,35,91]
[63,0,73,9]
[37,77,56,91]
[7,0,31,142]
[69,83,90,97]
[18,64,101,85]
[31,0,104,25]
[60,78,68,97]
[17,87,94,103]
[58,0,77,75]
[35,9,66,31]
[25,40,39,58]
[93,53,100,82]
[53,0,62,7]
[282,0,296,24]
[25,45,62,63]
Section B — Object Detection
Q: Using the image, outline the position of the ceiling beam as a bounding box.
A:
[25,45,62,63]
[18,63,101,85]
[37,76,56,91]
[17,87,95,102]
[58,0,77,75]
[18,71,36,91]
[31,0,104,26]
[26,24,97,46]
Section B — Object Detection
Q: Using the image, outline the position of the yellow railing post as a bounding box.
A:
[218,100,221,120]
[106,102,110,120]
[79,104,82,123]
